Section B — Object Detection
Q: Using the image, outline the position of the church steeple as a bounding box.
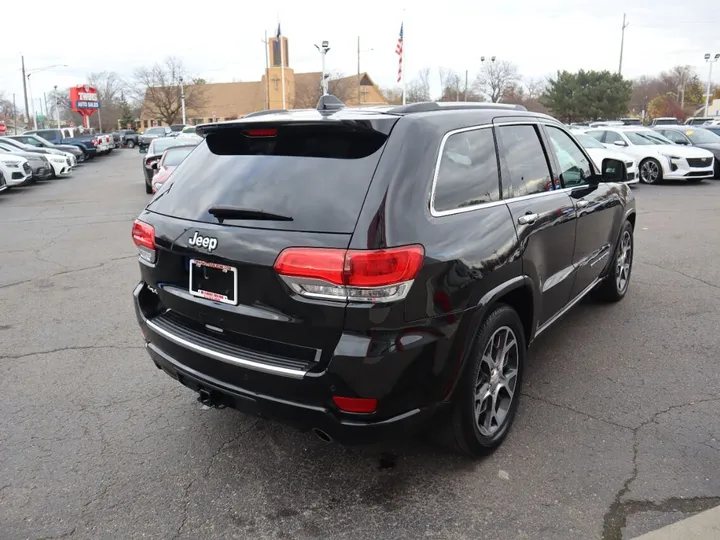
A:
[269,36,289,68]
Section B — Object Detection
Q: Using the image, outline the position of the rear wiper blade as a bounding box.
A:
[207,205,294,223]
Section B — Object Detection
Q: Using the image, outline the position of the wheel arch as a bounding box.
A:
[442,276,537,401]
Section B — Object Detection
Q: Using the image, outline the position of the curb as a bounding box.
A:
[631,504,720,539]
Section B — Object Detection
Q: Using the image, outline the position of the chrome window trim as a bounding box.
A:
[429,119,576,218]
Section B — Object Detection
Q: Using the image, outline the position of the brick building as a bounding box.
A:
[139,35,388,128]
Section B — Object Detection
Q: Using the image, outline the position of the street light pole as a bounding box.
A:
[179,77,186,124]
[704,53,720,117]
[314,41,330,96]
[21,55,30,126]
[25,63,69,130]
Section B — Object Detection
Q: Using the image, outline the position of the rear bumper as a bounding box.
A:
[133,282,442,444]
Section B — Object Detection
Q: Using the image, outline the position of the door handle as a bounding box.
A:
[517,213,539,225]
[576,200,590,208]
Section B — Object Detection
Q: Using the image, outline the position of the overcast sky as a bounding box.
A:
[1,0,718,108]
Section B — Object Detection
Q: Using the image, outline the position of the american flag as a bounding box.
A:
[395,23,404,83]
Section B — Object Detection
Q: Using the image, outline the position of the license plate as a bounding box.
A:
[189,259,238,305]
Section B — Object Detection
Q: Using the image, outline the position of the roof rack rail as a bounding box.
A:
[316,94,346,112]
[243,109,288,118]
[388,102,527,114]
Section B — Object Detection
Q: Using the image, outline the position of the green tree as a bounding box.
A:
[541,70,632,122]
[118,92,134,128]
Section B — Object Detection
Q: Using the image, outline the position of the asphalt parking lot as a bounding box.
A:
[1,148,718,540]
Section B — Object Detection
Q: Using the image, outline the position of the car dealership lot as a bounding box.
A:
[0,149,718,540]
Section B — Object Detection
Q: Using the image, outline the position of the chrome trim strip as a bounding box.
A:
[428,119,586,218]
[535,276,602,338]
[146,319,308,379]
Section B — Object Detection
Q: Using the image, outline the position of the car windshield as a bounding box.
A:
[684,129,720,144]
[182,126,196,133]
[575,134,605,149]
[32,135,56,147]
[145,128,166,136]
[162,146,195,166]
[625,131,672,145]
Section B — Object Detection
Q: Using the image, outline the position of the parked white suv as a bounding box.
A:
[584,127,715,184]
[0,154,33,187]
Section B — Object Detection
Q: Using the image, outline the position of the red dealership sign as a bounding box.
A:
[0,121,6,134]
[69,85,100,116]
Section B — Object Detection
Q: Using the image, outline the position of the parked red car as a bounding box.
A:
[151,144,198,193]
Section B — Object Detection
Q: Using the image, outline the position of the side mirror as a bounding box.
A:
[601,158,627,183]
[150,162,159,170]
[613,140,628,147]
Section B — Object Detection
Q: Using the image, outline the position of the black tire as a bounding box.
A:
[445,304,526,457]
[126,140,136,149]
[592,220,634,303]
[80,149,89,161]
[639,158,662,184]
[145,177,153,194]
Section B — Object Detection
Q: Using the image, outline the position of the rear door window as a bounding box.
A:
[496,125,554,197]
[147,120,397,233]
[433,127,500,213]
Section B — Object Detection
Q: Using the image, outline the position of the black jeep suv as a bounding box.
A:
[132,97,636,456]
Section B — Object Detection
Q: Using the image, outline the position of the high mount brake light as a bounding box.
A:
[132,219,156,264]
[244,129,277,137]
[274,245,424,303]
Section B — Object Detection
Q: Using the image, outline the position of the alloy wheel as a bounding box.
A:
[474,326,519,437]
[640,160,659,183]
[616,230,632,293]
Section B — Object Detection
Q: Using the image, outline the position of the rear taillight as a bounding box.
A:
[273,245,424,303]
[332,396,378,413]
[92,138,99,146]
[132,219,156,264]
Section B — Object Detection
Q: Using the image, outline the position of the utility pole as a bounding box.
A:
[262,32,270,110]
[54,86,60,128]
[357,36,361,105]
[619,14,629,76]
[21,55,30,126]
[13,93,17,134]
[179,77,186,124]
[464,70,468,102]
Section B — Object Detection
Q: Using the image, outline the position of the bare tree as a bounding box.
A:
[524,77,547,100]
[406,68,431,103]
[134,57,207,125]
[474,60,519,103]
[0,91,14,120]
[293,70,356,108]
[380,87,403,105]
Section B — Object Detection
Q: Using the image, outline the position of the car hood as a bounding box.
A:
[585,147,635,169]
[153,166,177,184]
[10,151,45,161]
[54,144,82,154]
[694,143,720,156]
[653,144,714,158]
[0,154,28,164]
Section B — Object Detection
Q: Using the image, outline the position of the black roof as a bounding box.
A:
[197,96,553,137]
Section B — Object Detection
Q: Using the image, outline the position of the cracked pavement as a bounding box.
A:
[0,150,718,539]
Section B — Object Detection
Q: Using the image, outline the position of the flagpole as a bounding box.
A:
[402,10,406,105]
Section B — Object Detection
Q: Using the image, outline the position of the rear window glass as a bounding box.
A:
[433,128,500,213]
[162,146,195,166]
[146,121,395,233]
